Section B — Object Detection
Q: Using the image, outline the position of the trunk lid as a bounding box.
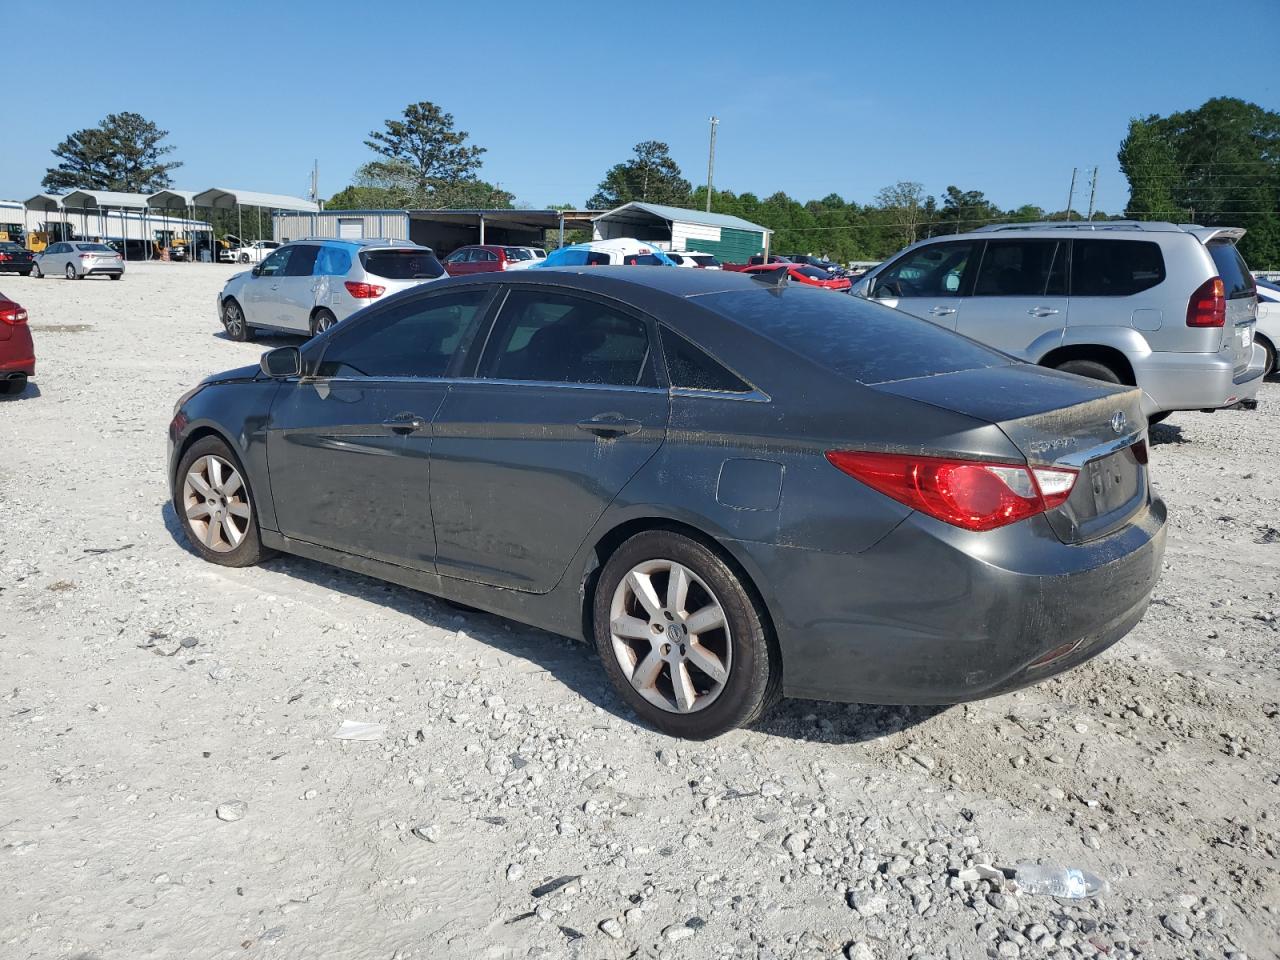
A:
[875,364,1149,543]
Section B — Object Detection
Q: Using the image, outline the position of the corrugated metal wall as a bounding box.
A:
[274,211,410,242]
[688,225,765,264]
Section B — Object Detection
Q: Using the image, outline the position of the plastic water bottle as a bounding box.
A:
[1013,864,1107,899]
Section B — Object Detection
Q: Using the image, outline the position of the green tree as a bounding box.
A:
[934,187,1004,235]
[42,112,181,193]
[874,181,926,249]
[587,141,692,209]
[326,184,404,210]
[1118,117,1183,220]
[364,101,487,196]
[347,159,513,209]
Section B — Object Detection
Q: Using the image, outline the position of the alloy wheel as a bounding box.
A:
[182,454,251,553]
[608,559,732,714]
[65,263,76,280]
[223,302,245,339]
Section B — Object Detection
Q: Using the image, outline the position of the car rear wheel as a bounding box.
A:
[222,299,251,342]
[175,436,270,568]
[311,308,337,337]
[239,252,250,264]
[110,273,122,281]
[1259,337,1276,379]
[65,263,78,280]
[1147,411,1171,426]
[1053,358,1123,385]
[592,530,780,739]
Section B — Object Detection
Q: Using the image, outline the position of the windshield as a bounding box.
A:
[359,248,445,280]
[697,286,1010,385]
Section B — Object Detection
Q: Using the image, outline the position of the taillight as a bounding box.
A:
[1187,277,1226,327]
[79,253,93,259]
[344,281,385,299]
[0,253,9,262]
[825,451,1078,532]
[0,304,29,325]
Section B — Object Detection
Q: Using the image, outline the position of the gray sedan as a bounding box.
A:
[33,241,124,280]
[168,268,1166,738]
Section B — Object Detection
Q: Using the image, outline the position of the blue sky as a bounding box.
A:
[2,1,1275,214]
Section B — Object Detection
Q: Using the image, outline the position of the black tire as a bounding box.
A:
[222,298,251,342]
[239,252,250,264]
[110,273,122,281]
[1259,337,1276,380]
[173,435,271,568]
[65,263,78,280]
[19,269,31,277]
[0,374,28,397]
[30,263,41,278]
[1054,358,1123,385]
[1147,411,1172,426]
[310,308,337,337]
[592,530,780,739]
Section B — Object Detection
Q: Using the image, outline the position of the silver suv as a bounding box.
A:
[852,222,1265,419]
[217,238,445,341]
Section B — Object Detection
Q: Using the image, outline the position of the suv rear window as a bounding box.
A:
[690,255,720,267]
[1207,241,1256,299]
[698,287,1009,385]
[359,249,444,280]
[1071,240,1165,296]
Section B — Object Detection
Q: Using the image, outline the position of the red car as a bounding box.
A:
[0,292,34,395]
[741,262,853,292]
[442,244,537,276]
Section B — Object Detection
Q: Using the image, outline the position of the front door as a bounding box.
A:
[869,239,979,330]
[957,238,1068,358]
[430,287,669,592]
[273,243,321,332]
[242,246,294,328]
[266,287,494,565]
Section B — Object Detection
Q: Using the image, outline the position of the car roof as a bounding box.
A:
[293,237,431,251]
[969,221,1245,243]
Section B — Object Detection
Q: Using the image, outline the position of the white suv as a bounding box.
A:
[853,221,1266,420]
[217,239,446,340]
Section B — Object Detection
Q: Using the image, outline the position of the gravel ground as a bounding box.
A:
[1,262,1277,960]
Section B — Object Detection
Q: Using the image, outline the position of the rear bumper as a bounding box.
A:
[1133,346,1265,414]
[748,498,1166,705]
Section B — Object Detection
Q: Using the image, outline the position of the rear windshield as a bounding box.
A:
[697,287,1009,385]
[690,255,721,267]
[359,248,444,280]
[797,266,831,280]
[504,247,533,260]
[0,242,26,253]
[1207,241,1256,299]
[77,243,114,252]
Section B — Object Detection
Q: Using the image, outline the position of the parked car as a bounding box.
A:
[509,246,547,261]
[32,241,124,280]
[667,251,723,269]
[721,255,792,272]
[781,253,845,275]
[442,245,539,275]
[0,292,34,395]
[170,268,1165,739]
[0,242,34,276]
[224,240,282,265]
[537,238,677,268]
[216,239,445,340]
[742,262,853,291]
[1253,277,1279,376]
[851,221,1266,421]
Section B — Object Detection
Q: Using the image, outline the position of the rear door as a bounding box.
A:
[959,238,1068,357]
[444,248,473,276]
[1206,240,1258,378]
[429,286,669,592]
[868,240,979,330]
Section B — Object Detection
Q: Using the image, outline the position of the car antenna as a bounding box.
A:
[749,265,789,288]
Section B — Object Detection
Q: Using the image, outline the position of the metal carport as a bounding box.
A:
[193,188,320,252]
[58,190,153,261]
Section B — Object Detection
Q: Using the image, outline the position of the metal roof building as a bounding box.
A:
[591,202,772,263]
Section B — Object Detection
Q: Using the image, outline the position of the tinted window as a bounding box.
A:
[480,290,655,387]
[314,245,353,276]
[698,287,1009,386]
[504,247,533,261]
[445,249,470,263]
[584,251,611,266]
[258,247,292,277]
[0,242,25,253]
[623,253,665,266]
[874,241,976,297]
[284,245,320,277]
[661,327,753,393]
[360,249,444,279]
[797,266,831,280]
[973,240,1065,296]
[478,249,498,262]
[1207,241,1255,299]
[77,243,113,252]
[316,290,488,379]
[1071,240,1165,296]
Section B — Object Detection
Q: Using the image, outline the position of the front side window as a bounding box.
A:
[1071,240,1165,296]
[479,290,655,387]
[257,247,293,277]
[316,290,489,379]
[446,249,471,263]
[874,241,976,298]
[284,245,320,277]
[973,240,1065,296]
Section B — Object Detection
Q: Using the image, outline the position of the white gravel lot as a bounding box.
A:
[1,261,1277,960]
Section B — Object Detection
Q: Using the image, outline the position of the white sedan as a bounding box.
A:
[224,240,282,265]
[1254,278,1279,377]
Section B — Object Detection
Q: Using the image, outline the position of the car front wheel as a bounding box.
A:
[222,299,250,341]
[592,530,780,739]
[175,436,270,567]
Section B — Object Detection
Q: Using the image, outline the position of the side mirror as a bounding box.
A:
[260,346,301,379]
[251,264,264,277]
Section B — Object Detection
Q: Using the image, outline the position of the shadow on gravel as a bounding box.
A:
[1148,422,1188,446]
[211,329,308,345]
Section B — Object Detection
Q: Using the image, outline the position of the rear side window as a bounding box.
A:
[1071,240,1165,296]
[316,290,488,378]
[973,240,1066,296]
[698,287,1009,385]
[661,327,753,393]
[284,245,320,277]
[1207,241,1256,299]
[479,290,656,387]
[314,245,352,276]
[360,249,444,280]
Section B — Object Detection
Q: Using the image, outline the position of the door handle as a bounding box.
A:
[1028,307,1060,317]
[576,413,642,438]
[928,306,956,316]
[382,414,426,434]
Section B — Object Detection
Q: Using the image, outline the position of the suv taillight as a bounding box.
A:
[344,281,385,299]
[0,304,29,325]
[826,450,1078,532]
[1187,277,1226,327]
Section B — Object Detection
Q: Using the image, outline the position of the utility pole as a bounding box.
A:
[1065,168,1078,221]
[309,160,319,203]
[705,116,719,212]
[1086,166,1098,221]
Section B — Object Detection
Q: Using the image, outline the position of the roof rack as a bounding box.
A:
[972,220,1188,233]
[295,236,426,247]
